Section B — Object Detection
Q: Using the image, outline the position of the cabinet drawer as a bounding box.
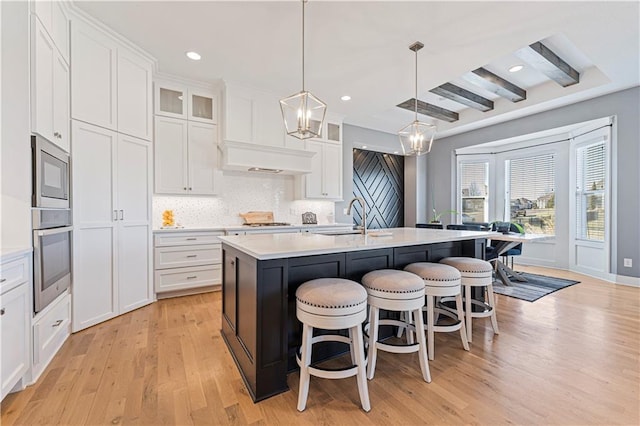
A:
[154,244,221,269]
[154,231,223,247]
[32,293,70,379]
[1,255,30,294]
[155,265,221,293]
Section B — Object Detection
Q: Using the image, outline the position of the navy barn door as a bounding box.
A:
[352,149,404,229]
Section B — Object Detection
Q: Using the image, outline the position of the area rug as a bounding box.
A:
[492,272,579,302]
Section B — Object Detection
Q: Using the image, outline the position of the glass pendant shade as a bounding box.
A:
[398,119,436,156]
[280,90,327,139]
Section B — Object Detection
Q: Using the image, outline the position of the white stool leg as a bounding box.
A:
[456,292,469,351]
[465,285,473,343]
[413,307,431,383]
[366,305,380,380]
[406,310,415,345]
[297,323,313,411]
[352,324,371,412]
[487,284,500,334]
[348,327,357,366]
[396,311,406,338]
[426,295,435,361]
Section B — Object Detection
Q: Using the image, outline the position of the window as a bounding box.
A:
[576,142,606,241]
[506,153,555,235]
[459,161,489,223]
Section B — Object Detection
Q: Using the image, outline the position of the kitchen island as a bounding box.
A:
[219,227,490,402]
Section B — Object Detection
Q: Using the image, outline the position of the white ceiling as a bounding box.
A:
[74,0,640,139]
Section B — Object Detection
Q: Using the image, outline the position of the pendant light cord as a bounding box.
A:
[414,47,418,120]
[301,0,305,92]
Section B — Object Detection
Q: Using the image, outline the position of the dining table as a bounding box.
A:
[488,232,551,286]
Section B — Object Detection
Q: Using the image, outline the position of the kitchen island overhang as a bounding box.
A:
[219,227,491,402]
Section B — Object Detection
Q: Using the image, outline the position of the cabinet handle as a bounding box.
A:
[230,260,235,266]
[186,238,197,241]
[186,275,197,279]
[0,278,6,283]
[0,308,5,316]
[183,187,187,191]
[186,255,197,258]
[113,210,118,221]
[188,187,192,190]
[52,319,63,327]
[119,210,124,220]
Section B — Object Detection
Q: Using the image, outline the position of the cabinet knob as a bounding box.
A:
[230,260,235,266]
[189,187,192,190]
[183,187,187,190]
[0,308,5,316]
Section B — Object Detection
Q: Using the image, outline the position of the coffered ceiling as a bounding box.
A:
[74,1,640,139]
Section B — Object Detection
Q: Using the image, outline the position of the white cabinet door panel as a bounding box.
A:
[305,140,324,198]
[225,91,254,143]
[71,121,117,225]
[118,224,151,314]
[72,227,116,331]
[32,18,55,143]
[323,143,343,199]
[188,122,218,195]
[154,117,188,194]
[117,51,152,140]
[53,53,70,152]
[71,20,117,130]
[117,134,151,223]
[0,283,29,400]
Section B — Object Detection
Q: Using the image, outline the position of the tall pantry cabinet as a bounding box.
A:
[69,13,154,332]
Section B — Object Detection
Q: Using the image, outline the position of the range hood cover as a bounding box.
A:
[221,140,316,175]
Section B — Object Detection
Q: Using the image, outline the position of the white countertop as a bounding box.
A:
[153,223,354,233]
[218,227,494,260]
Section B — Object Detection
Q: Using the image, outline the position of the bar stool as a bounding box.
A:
[362,270,431,383]
[404,262,469,360]
[440,257,499,342]
[295,278,370,412]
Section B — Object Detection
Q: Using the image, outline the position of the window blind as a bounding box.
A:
[507,153,555,235]
[459,161,488,222]
[576,142,605,241]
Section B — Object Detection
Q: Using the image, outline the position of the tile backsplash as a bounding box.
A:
[152,171,338,228]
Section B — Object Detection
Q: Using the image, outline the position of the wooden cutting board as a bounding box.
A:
[239,211,274,224]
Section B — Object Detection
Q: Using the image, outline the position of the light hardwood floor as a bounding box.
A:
[2,266,639,425]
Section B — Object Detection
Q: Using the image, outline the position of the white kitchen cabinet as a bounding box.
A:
[155,80,216,124]
[117,48,153,141]
[71,120,152,332]
[298,139,343,200]
[1,254,31,400]
[154,116,219,195]
[32,0,70,63]
[154,231,224,297]
[31,16,70,152]
[31,292,70,381]
[71,18,118,131]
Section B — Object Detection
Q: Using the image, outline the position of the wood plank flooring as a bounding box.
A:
[2,266,639,425]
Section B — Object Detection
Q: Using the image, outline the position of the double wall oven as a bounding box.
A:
[32,135,72,313]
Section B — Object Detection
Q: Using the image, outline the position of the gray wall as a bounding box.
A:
[427,87,640,278]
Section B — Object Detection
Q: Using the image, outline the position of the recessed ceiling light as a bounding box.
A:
[362,145,367,149]
[393,151,399,154]
[509,64,524,73]
[186,51,201,61]
[341,95,351,101]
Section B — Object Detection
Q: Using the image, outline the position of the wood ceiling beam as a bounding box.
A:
[464,68,527,102]
[397,98,459,122]
[515,41,580,87]
[430,83,494,112]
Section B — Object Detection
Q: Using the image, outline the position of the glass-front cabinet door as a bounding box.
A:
[155,81,187,119]
[188,88,216,124]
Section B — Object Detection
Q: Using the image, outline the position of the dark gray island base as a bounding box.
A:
[220,231,487,402]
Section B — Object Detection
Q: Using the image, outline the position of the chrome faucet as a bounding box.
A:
[347,197,367,235]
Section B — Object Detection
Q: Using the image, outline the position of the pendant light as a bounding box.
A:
[398,41,436,156]
[280,0,326,140]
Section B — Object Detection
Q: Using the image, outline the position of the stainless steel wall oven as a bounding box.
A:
[32,135,70,209]
[32,209,72,313]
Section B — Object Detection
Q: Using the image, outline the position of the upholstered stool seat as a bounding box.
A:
[404,262,469,360]
[362,270,431,383]
[439,257,499,342]
[295,278,370,412]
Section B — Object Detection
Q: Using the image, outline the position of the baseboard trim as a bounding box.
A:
[615,275,640,287]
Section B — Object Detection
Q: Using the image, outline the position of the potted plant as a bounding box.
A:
[430,209,460,224]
